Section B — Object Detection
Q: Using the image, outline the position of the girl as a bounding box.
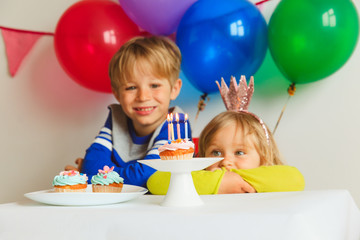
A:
[201,111,282,170]
[147,76,304,194]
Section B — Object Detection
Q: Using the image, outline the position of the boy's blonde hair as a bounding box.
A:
[198,111,283,166]
[109,36,181,92]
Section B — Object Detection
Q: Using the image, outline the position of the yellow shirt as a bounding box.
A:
[147,165,305,195]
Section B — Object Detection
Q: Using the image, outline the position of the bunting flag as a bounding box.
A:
[1,27,44,76]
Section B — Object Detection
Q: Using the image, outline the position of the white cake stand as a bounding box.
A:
[138,158,222,207]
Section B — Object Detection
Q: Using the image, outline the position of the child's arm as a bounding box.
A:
[217,171,256,194]
[147,170,224,195]
[231,165,305,192]
[147,165,305,194]
[147,169,254,194]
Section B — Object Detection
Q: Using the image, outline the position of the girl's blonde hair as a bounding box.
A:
[109,36,181,92]
[198,111,283,166]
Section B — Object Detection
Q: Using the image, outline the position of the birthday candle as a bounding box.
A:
[170,113,175,141]
[176,113,180,139]
[167,114,171,141]
[184,114,188,140]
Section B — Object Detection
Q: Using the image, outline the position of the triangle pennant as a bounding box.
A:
[1,28,42,77]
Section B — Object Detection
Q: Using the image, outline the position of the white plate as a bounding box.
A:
[24,184,147,206]
[138,157,223,173]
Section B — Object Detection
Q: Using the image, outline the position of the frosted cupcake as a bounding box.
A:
[52,170,88,192]
[91,166,124,193]
[158,139,195,160]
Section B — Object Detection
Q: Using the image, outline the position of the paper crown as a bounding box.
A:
[216,75,270,144]
[216,75,254,112]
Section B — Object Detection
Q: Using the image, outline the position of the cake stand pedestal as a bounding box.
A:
[138,158,222,207]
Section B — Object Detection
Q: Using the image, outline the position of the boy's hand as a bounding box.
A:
[217,171,256,194]
[64,158,83,172]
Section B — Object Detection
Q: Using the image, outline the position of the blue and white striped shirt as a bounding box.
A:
[81,104,191,188]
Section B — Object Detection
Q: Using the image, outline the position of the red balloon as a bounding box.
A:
[54,0,141,93]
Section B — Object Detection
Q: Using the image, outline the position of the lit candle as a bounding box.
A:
[175,113,180,139]
[184,114,188,140]
[170,113,175,141]
[167,114,171,141]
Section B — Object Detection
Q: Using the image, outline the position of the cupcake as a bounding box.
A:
[52,170,88,192]
[158,139,195,160]
[91,166,124,193]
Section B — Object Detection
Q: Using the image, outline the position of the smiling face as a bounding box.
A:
[113,61,181,137]
[205,123,261,171]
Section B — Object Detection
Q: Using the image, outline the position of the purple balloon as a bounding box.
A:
[119,0,197,35]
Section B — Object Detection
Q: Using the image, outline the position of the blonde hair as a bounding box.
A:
[109,36,181,92]
[198,111,283,166]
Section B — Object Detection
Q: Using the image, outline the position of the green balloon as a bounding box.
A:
[268,0,359,84]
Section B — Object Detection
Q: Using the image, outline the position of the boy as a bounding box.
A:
[71,36,189,187]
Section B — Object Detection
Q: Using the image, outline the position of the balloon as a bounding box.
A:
[118,0,197,36]
[268,0,359,84]
[176,0,268,94]
[54,0,141,93]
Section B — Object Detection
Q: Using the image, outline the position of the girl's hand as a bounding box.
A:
[217,171,256,194]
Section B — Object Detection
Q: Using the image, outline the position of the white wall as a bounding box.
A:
[1,0,360,206]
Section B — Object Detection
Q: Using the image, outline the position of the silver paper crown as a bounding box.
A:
[216,76,270,144]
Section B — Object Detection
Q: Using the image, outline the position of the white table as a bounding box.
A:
[1,190,359,240]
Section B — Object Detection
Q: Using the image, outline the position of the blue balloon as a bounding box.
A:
[176,0,268,94]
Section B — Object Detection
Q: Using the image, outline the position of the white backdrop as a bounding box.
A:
[1,0,360,206]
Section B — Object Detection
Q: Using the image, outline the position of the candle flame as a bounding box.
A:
[175,113,179,122]
[185,113,188,121]
[167,114,170,122]
[170,113,173,121]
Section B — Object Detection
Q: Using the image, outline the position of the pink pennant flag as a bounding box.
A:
[1,28,42,77]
